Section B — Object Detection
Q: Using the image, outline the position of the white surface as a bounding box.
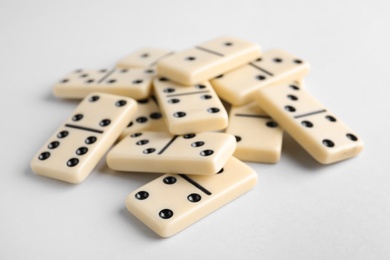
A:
[1,0,389,259]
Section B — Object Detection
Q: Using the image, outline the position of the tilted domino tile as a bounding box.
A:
[157,36,261,85]
[125,156,257,237]
[255,83,364,164]
[116,48,174,69]
[53,67,156,100]
[210,49,310,106]
[31,93,137,183]
[107,131,236,175]
[153,77,228,135]
[119,98,168,140]
[226,101,283,163]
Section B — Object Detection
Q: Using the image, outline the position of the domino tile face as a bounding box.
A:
[116,48,174,69]
[226,102,283,163]
[125,157,257,237]
[153,77,228,135]
[53,68,157,100]
[31,93,137,183]
[210,49,309,105]
[255,83,364,164]
[106,131,236,175]
[157,36,261,85]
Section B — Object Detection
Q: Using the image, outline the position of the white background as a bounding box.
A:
[1,0,389,259]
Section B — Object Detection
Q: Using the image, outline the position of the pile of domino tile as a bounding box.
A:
[31,36,364,237]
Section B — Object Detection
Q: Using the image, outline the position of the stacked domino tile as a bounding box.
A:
[31,36,364,237]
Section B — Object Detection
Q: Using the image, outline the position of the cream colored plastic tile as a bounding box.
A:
[226,102,283,163]
[106,131,236,175]
[255,83,364,164]
[157,36,261,85]
[119,98,168,140]
[125,157,257,237]
[211,49,310,105]
[53,67,156,100]
[31,93,137,183]
[116,48,174,69]
[153,77,228,135]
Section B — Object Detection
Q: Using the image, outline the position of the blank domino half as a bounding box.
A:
[256,83,364,164]
[153,77,228,135]
[125,157,257,237]
[53,68,156,100]
[226,102,283,163]
[107,131,236,175]
[119,98,168,140]
[157,36,261,85]
[116,48,174,69]
[31,93,137,183]
[210,49,310,105]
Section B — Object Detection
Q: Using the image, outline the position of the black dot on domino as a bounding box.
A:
[38,152,50,160]
[287,94,298,101]
[143,148,156,154]
[99,119,111,127]
[131,133,142,138]
[136,139,149,145]
[75,69,83,73]
[85,136,97,144]
[256,75,266,80]
[346,133,358,141]
[61,79,69,83]
[86,79,94,83]
[200,149,214,156]
[255,58,262,62]
[207,107,220,113]
[76,147,88,155]
[135,191,149,200]
[235,135,242,142]
[164,88,175,93]
[107,79,116,84]
[57,131,69,138]
[115,100,127,107]
[121,69,128,73]
[159,77,169,82]
[150,112,162,119]
[284,106,296,112]
[294,59,303,64]
[195,84,206,89]
[215,74,224,79]
[132,79,143,84]
[72,114,83,121]
[186,56,196,61]
[183,134,196,139]
[159,209,173,219]
[141,53,149,58]
[127,121,133,127]
[89,95,100,102]
[266,121,278,128]
[322,139,335,147]
[66,158,79,167]
[273,58,283,63]
[168,98,180,104]
[201,95,212,100]
[187,193,201,203]
[145,69,154,74]
[191,141,204,147]
[217,168,224,174]
[224,42,233,46]
[163,176,177,184]
[301,121,313,128]
[325,115,337,122]
[174,111,186,118]
[289,84,300,90]
[136,117,148,123]
[80,74,88,78]
[48,141,59,149]
[99,69,107,73]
